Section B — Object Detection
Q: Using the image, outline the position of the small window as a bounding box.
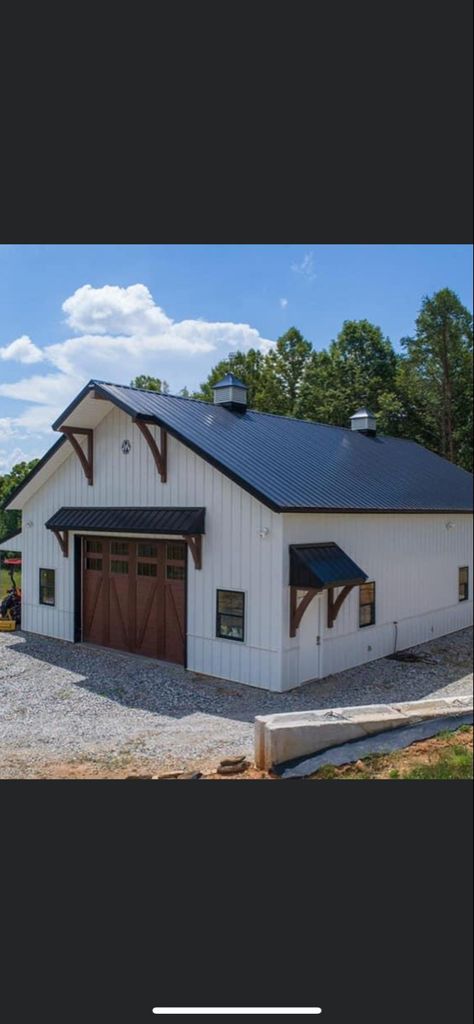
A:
[359,581,375,627]
[111,560,128,574]
[111,541,129,555]
[86,539,102,553]
[86,557,102,571]
[137,562,157,577]
[216,590,245,642]
[167,543,186,562]
[166,565,185,580]
[138,543,157,558]
[459,566,469,602]
[39,568,55,606]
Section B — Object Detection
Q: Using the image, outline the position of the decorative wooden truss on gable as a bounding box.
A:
[133,419,167,483]
[58,426,93,485]
[289,543,367,637]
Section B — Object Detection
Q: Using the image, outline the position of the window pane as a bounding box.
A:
[166,565,185,580]
[111,560,128,574]
[86,558,102,571]
[111,541,129,555]
[217,614,244,641]
[137,562,157,577]
[86,540,102,553]
[138,543,157,558]
[166,543,186,562]
[459,567,468,583]
[217,591,244,615]
[39,569,55,606]
[360,583,374,606]
[359,604,373,627]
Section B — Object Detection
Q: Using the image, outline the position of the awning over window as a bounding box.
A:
[289,543,367,590]
[45,507,205,535]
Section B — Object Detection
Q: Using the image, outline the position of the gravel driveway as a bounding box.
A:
[0,628,472,777]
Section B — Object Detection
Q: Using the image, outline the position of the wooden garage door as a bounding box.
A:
[82,537,186,664]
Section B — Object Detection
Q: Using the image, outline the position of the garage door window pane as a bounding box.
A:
[216,590,245,641]
[86,540,102,553]
[111,542,129,555]
[166,565,185,580]
[111,560,128,574]
[86,558,102,571]
[138,543,157,558]
[39,569,55,606]
[137,562,157,577]
[167,543,186,562]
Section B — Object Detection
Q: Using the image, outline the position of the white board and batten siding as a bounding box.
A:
[20,406,284,690]
[281,512,473,689]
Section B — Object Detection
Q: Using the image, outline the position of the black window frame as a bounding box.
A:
[359,580,376,628]
[459,566,469,602]
[39,568,56,606]
[216,589,245,643]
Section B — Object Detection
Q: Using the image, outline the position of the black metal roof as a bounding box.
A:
[45,507,205,535]
[290,543,368,590]
[213,373,247,389]
[10,378,473,515]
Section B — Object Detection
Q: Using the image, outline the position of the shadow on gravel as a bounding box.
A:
[1,628,472,726]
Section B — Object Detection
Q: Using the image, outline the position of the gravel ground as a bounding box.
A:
[0,627,472,777]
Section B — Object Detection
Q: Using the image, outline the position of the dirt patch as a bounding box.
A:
[308,725,473,780]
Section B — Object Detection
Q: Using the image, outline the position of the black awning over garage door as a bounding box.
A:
[289,542,367,589]
[45,506,205,535]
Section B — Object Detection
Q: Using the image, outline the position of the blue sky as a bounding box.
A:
[0,244,472,469]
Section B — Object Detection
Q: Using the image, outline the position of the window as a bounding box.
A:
[86,558,102,571]
[459,566,469,602]
[39,568,55,606]
[138,543,157,558]
[216,590,245,642]
[111,541,129,555]
[359,581,375,627]
[86,539,102,553]
[110,560,128,574]
[167,543,186,562]
[166,565,185,580]
[137,562,157,577]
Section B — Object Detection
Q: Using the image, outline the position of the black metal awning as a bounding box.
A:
[45,507,206,535]
[289,543,367,590]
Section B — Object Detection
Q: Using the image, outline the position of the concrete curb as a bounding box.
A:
[254,695,473,769]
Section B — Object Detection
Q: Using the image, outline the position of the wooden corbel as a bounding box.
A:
[134,419,167,483]
[185,535,202,570]
[289,586,319,637]
[52,529,69,558]
[59,427,93,485]
[327,585,354,628]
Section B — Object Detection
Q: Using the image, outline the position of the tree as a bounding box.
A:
[262,327,313,415]
[0,459,39,543]
[130,375,169,393]
[401,289,473,465]
[194,349,267,406]
[296,320,398,427]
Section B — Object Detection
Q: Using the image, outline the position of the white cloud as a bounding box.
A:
[0,334,44,364]
[0,281,275,461]
[0,446,32,471]
[279,297,288,308]
[291,251,316,281]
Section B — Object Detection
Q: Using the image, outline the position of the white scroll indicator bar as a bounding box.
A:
[152,1010,322,1016]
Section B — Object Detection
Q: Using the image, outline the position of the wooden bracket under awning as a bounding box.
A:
[59,426,93,485]
[51,529,69,557]
[133,419,167,483]
[289,583,356,635]
[185,534,202,570]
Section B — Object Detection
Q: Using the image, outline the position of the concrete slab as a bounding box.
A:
[254,695,473,769]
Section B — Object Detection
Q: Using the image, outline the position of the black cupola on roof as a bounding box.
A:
[213,373,247,412]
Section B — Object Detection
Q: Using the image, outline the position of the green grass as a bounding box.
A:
[405,747,472,780]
